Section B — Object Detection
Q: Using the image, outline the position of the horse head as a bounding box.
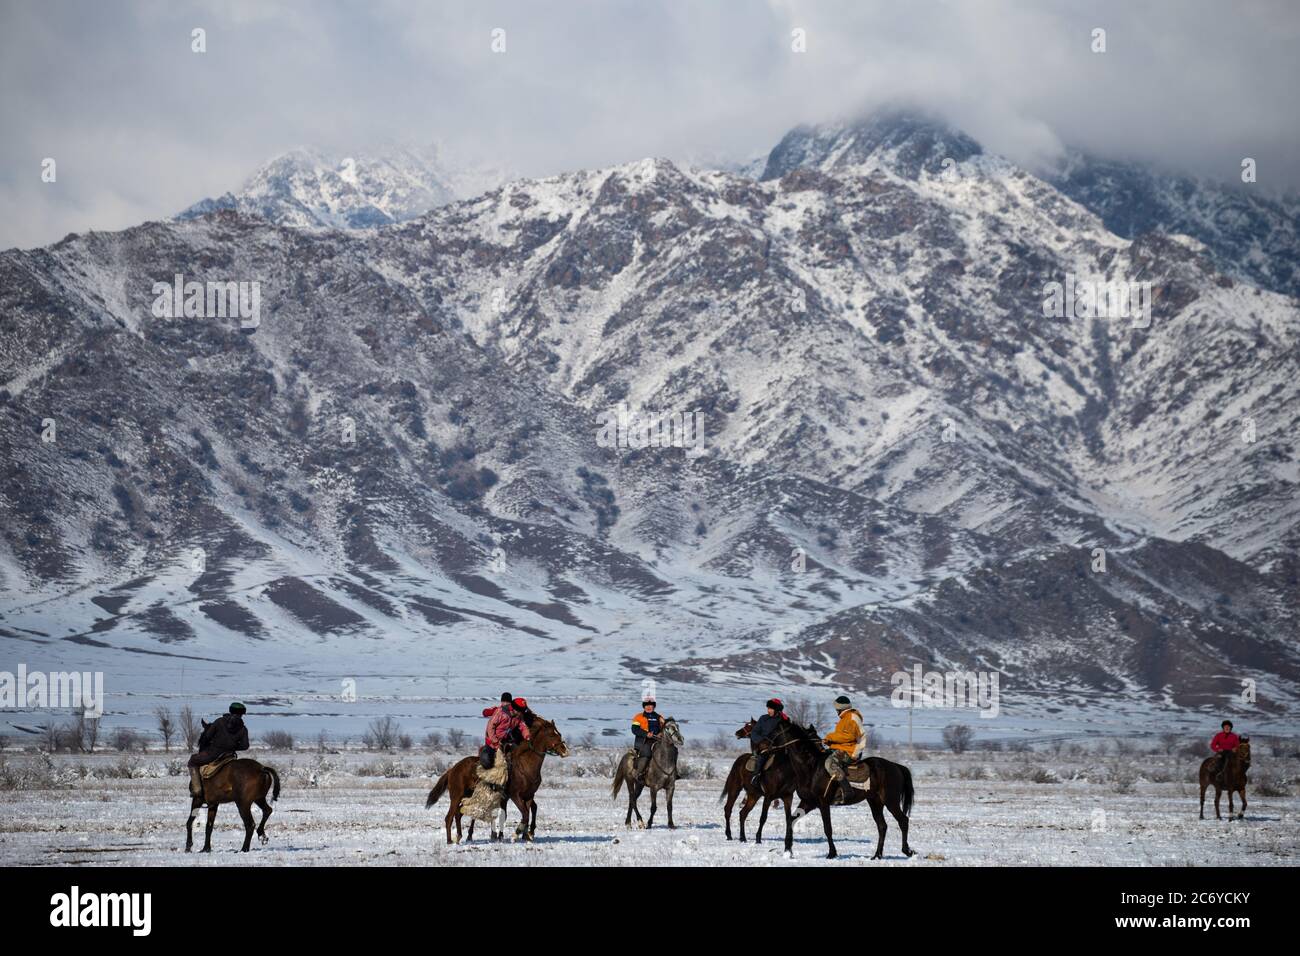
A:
[1237,738,1251,769]
[735,717,756,739]
[531,718,569,757]
[662,717,685,747]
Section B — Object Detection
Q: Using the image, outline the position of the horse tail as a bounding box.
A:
[611,754,627,801]
[426,769,451,809]
[900,764,914,817]
[261,766,281,803]
[719,757,742,804]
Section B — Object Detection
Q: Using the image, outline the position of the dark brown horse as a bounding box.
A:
[1199,738,1251,820]
[426,717,569,843]
[775,721,915,860]
[720,717,798,842]
[185,757,281,853]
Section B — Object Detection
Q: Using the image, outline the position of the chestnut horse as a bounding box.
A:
[185,757,281,853]
[1199,738,1251,820]
[720,717,798,842]
[425,717,568,843]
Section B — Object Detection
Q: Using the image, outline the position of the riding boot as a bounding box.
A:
[189,767,203,798]
[839,779,854,804]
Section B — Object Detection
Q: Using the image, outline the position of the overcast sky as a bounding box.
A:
[2,0,1298,250]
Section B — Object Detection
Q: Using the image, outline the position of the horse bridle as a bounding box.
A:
[518,727,565,757]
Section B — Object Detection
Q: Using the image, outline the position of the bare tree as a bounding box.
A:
[111,727,142,752]
[39,719,61,753]
[316,730,330,753]
[783,695,831,733]
[179,706,200,750]
[362,716,400,751]
[422,730,444,750]
[942,723,974,754]
[74,710,101,753]
[446,727,467,750]
[263,729,294,751]
[154,707,175,752]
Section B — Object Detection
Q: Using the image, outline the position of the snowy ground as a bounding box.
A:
[2,746,1296,866]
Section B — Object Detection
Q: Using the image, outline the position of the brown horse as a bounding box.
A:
[776,721,915,860]
[1199,738,1251,820]
[425,717,569,843]
[720,717,796,842]
[185,758,281,853]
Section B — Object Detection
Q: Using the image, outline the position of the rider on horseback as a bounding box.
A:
[750,698,788,785]
[480,695,530,769]
[631,689,663,782]
[1210,719,1240,785]
[823,695,865,803]
[188,701,249,797]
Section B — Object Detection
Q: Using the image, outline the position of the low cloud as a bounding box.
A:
[2,0,1297,249]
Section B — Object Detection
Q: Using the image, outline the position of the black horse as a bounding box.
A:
[773,721,915,859]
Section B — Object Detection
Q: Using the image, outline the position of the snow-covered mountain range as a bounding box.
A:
[176,145,513,229]
[3,110,1297,724]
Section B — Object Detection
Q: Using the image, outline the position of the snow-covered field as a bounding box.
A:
[2,746,1296,866]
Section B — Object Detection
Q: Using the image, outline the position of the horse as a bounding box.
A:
[775,721,915,860]
[612,716,684,828]
[721,717,816,845]
[185,757,281,853]
[425,717,569,843]
[720,717,795,842]
[1199,738,1251,820]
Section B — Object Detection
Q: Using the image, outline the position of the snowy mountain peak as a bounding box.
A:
[761,108,983,182]
[177,144,514,230]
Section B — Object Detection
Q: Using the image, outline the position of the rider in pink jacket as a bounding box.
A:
[480,697,530,768]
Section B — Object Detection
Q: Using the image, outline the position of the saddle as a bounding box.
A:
[744,755,757,773]
[200,753,237,778]
[825,753,872,788]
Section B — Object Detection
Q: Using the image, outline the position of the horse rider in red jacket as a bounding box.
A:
[1210,719,1240,783]
[480,695,530,769]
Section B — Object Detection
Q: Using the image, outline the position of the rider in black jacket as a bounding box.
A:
[750,698,787,785]
[188,702,250,795]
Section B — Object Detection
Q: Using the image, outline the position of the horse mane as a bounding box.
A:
[777,720,825,754]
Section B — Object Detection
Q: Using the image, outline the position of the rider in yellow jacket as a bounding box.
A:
[823,695,865,802]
